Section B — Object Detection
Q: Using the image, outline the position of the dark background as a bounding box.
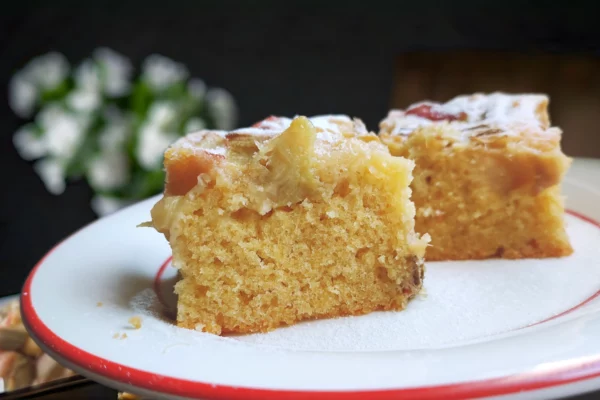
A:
[2,1,600,297]
[1,2,600,399]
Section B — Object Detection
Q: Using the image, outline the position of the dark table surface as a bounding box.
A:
[3,378,600,399]
[3,0,600,297]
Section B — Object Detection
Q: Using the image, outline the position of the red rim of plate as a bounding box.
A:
[20,210,600,400]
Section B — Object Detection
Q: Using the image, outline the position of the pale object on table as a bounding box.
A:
[6,353,35,391]
[0,296,76,394]
[0,328,27,350]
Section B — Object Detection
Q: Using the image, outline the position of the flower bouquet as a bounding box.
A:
[9,49,238,216]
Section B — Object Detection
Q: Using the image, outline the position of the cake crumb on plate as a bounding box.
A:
[128,316,142,329]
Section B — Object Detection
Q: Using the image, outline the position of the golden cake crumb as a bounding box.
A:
[96,302,103,307]
[150,115,428,335]
[128,316,142,329]
[118,392,142,400]
[379,93,573,260]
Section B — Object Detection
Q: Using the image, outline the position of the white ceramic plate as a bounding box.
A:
[21,158,600,400]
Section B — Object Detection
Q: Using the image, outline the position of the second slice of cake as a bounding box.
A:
[151,115,429,335]
[379,93,573,261]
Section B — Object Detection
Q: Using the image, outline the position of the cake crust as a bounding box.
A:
[379,93,573,261]
[152,115,429,334]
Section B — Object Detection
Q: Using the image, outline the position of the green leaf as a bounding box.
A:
[40,78,73,104]
[65,112,103,178]
[130,81,153,118]
[162,81,187,100]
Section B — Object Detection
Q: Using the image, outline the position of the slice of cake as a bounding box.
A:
[379,93,573,261]
[150,115,429,335]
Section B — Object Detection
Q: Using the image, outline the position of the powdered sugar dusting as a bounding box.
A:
[129,288,166,320]
[170,130,228,155]
[169,115,361,157]
[232,114,354,143]
[202,147,227,156]
[230,127,284,136]
[381,92,550,138]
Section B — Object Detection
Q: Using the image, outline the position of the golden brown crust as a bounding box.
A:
[164,149,224,196]
[178,298,413,334]
[425,241,572,261]
[177,255,425,335]
[379,93,572,261]
[152,115,428,335]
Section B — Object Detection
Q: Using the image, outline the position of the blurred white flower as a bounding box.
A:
[66,89,101,112]
[93,48,132,97]
[142,54,188,91]
[98,110,130,151]
[34,158,66,195]
[43,110,86,160]
[136,101,179,169]
[188,78,206,100]
[136,123,178,170]
[74,59,101,91]
[73,49,131,103]
[91,195,131,216]
[8,72,38,118]
[185,117,206,133]
[9,48,239,213]
[147,101,177,128]
[87,151,129,191]
[36,103,68,130]
[13,125,47,160]
[26,52,70,91]
[206,88,238,130]
[88,106,131,192]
